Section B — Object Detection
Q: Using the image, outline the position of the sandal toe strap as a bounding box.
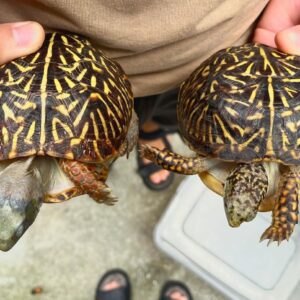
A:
[97,287,129,300]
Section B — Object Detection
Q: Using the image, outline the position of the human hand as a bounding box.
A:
[253,0,300,54]
[0,22,44,65]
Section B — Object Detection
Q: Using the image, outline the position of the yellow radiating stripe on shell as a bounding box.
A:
[5,69,13,81]
[11,61,35,73]
[227,61,248,71]
[61,35,69,45]
[6,77,24,86]
[76,69,87,81]
[210,80,218,93]
[30,52,40,64]
[92,62,104,73]
[52,117,73,141]
[59,55,67,65]
[9,125,24,159]
[3,103,24,122]
[266,76,275,156]
[68,100,79,112]
[259,47,276,75]
[0,91,2,98]
[241,128,265,148]
[40,33,55,150]
[57,93,71,100]
[225,106,238,117]
[286,122,297,132]
[54,78,63,93]
[282,132,290,151]
[54,104,69,116]
[93,140,101,158]
[103,81,111,95]
[213,114,237,144]
[14,101,36,110]
[58,62,79,73]
[2,127,8,144]
[64,77,76,88]
[281,111,293,117]
[90,112,99,140]
[247,112,264,120]
[283,78,300,83]
[245,62,254,74]
[11,90,27,99]
[66,48,81,62]
[25,121,36,142]
[91,75,97,87]
[97,108,109,139]
[73,99,89,126]
[232,124,244,137]
[80,122,89,139]
[280,95,289,108]
[24,75,35,92]
[222,74,246,85]
[70,138,81,146]
[88,50,96,61]
[225,98,249,107]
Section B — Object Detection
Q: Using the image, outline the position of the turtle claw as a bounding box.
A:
[139,144,160,163]
[260,226,291,245]
[89,187,118,206]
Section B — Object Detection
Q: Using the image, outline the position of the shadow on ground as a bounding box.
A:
[0,135,225,300]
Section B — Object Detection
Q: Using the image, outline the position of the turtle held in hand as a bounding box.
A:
[0,32,138,251]
[141,43,300,245]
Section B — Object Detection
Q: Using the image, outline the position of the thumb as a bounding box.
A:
[0,22,45,65]
[275,25,300,55]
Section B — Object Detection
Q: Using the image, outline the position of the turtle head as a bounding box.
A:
[224,163,268,228]
[0,157,44,251]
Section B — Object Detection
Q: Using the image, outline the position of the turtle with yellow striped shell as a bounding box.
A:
[142,43,300,245]
[0,32,138,251]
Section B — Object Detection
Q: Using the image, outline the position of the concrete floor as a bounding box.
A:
[0,135,225,300]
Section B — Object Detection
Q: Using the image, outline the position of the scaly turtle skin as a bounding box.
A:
[142,43,300,245]
[0,32,138,251]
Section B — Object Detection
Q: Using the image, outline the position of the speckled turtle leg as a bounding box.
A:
[59,159,117,205]
[119,111,139,158]
[260,166,300,245]
[140,145,218,174]
[224,163,268,227]
[44,187,84,203]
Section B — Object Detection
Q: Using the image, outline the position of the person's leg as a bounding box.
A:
[134,88,179,190]
[159,281,193,300]
[95,269,131,300]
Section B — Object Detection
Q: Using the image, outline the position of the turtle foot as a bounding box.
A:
[89,188,118,206]
[260,225,293,246]
[139,144,161,164]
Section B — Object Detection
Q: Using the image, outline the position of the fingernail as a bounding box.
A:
[12,22,36,47]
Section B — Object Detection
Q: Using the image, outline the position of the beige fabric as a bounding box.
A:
[0,0,269,96]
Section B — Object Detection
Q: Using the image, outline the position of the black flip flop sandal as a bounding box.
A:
[95,269,131,300]
[159,280,193,300]
[137,128,175,191]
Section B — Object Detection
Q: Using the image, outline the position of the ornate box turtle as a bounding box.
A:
[142,43,300,245]
[0,32,138,251]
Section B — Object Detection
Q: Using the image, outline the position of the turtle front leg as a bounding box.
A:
[260,166,300,245]
[140,145,218,175]
[224,163,268,227]
[59,159,117,205]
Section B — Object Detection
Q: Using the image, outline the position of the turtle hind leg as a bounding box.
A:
[260,169,299,245]
[59,159,117,206]
[140,144,217,175]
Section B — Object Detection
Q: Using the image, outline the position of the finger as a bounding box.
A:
[275,25,300,55]
[253,0,299,47]
[0,22,45,65]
